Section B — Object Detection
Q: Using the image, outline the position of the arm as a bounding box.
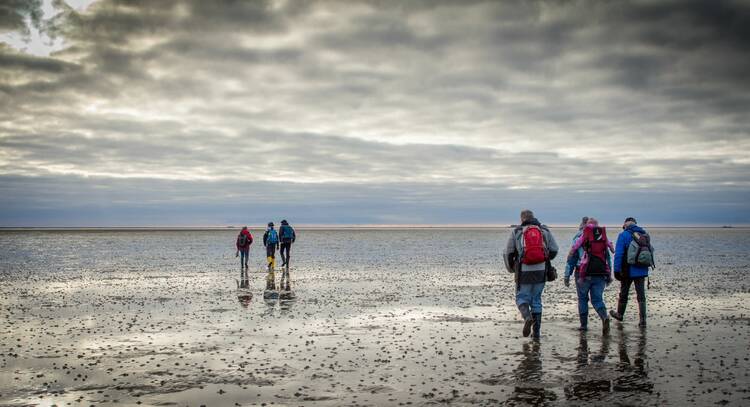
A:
[565,249,580,279]
[236,235,241,251]
[613,232,627,273]
[248,233,253,246]
[263,231,268,247]
[503,231,518,273]
[568,234,585,256]
[545,229,559,260]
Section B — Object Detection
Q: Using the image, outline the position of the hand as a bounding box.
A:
[235,251,239,257]
[564,277,570,288]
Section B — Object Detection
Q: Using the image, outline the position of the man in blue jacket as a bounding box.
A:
[278,219,296,268]
[610,217,652,327]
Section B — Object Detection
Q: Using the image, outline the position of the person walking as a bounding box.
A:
[503,209,559,339]
[235,226,253,269]
[567,218,615,334]
[278,219,296,268]
[610,217,655,327]
[263,222,279,270]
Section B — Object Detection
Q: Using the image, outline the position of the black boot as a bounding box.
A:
[578,313,588,331]
[532,312,542,339]
[519,304,533,337]
[610,300,626,321]
[638,301,647,327]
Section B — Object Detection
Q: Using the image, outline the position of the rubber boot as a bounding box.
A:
[532,313,542,339]
[595,307,610,335]
[610,299,626,321]
[638,301,647,327]
[519,304,533,337]
[578,313,588,331]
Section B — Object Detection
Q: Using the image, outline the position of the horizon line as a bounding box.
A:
[0,223,747,230]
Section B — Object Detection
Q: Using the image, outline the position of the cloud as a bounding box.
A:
[1,0,749,225]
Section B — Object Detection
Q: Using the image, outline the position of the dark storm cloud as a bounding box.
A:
[0,0,43,32]
[1,0,749,225]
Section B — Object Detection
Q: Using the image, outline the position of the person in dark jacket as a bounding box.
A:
[278,219,296,268]
[610,217,652,326]
[503,209,559,339]
[235,226,253,269]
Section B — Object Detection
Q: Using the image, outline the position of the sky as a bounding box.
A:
[1,0,749,227]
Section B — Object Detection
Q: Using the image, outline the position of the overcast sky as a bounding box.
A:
[1,0,749,226]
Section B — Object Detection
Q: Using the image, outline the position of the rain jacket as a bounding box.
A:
[279,224,296,243]
[569,223,614,282]
[236,230,253,251]
[614,224,651,279]
[503,218,559,284]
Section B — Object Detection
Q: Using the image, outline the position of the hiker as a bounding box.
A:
[503,209,559,339]
[278,219,296,267]
[567,217,615,334]
[263,222,279,270]
[235,226,253,269]
[610,217,654,327]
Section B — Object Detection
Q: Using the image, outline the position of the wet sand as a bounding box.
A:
[1,229,749,406]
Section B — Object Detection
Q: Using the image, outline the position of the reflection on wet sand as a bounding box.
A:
[565,334,612,400]
[507,341,557,406]
[1,229,747,405]
[564,329,654,403]
[614,328,654,394]
[237,294,252,307]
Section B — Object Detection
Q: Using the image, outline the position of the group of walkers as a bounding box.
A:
[235,220,297,270]
[504,210,654,339]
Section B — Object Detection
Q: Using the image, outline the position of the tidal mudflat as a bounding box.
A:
[1,228,749,406]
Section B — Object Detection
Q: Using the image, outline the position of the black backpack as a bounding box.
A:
[238,234,248,246]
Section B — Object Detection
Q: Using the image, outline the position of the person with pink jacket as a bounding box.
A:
[566,218,615,334]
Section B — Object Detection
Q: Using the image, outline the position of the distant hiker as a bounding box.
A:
[263,222,279,270]
[567,217,615,334]
[503,209,559,339]
[610,217,655,327]
[235,226,253,269]
[278,219,296,268]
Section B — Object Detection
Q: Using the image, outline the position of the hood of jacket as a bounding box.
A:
[520,217,542,227]
[625,224,646,234]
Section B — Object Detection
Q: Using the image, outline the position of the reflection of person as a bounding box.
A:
[507,341,557,404]
[615,330,653,393]
[565,333,612,401]
[503,209,559,338]
[237,294,252,308]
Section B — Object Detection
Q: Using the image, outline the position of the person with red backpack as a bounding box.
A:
[235,226,253,269]
[567,218,615,334]
[503,209,559,339]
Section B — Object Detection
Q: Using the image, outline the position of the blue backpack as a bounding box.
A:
[267,229,278,245]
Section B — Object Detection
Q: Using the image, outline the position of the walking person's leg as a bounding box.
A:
[634,277,647,326]
[516,284,534,337]
[530,282,544,339]
[576,277,590,331]
[589,276,610,334]
[610,278,633,321]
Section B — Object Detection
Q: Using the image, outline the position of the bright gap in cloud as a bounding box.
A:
[0,0,98,56]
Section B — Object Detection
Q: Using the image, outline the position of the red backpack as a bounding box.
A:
[582,226,608,275]
[521,225,547,264]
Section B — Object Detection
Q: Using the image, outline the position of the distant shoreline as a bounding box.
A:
[1,225,747,231]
